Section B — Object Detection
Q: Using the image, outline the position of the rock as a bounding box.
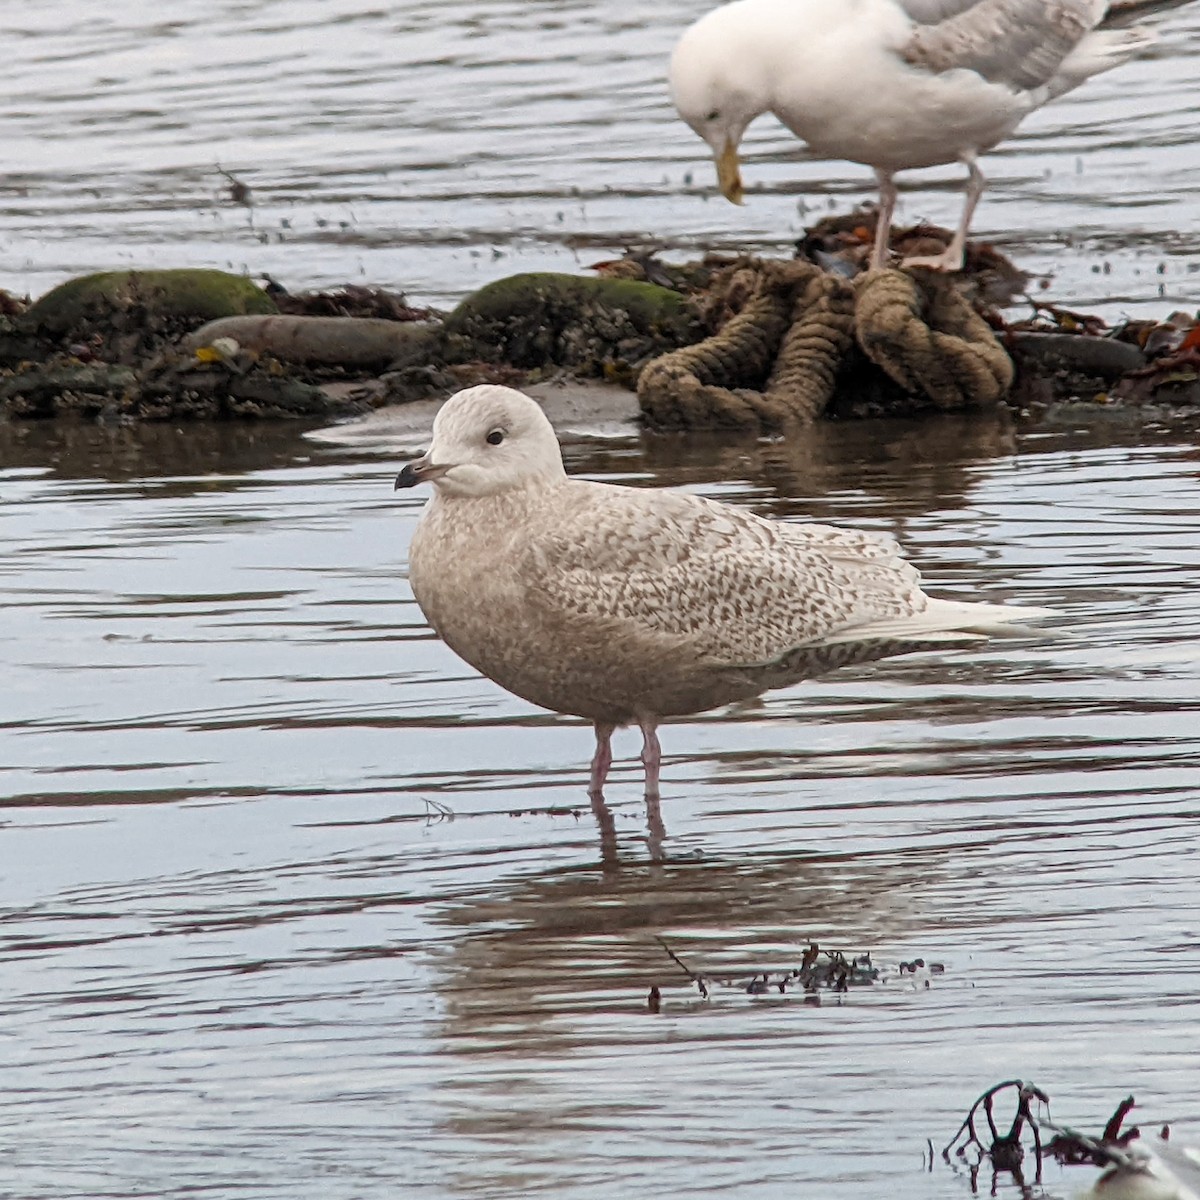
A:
[441,272,701,381]
[20,270,277,363]
[184,314,439,370]
[1007,331,1146,379]
[28,269,277,335]
[134,362,371,422]
[0,363,138,418]
[305,378,641,451]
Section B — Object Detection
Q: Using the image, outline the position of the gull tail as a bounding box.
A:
[827,597,1060,646]
[1049,24,1158,96]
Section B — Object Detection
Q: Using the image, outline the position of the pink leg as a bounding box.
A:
[901,152,985,273]
[639,718,662,799]
[589,722,614,799]
[590,790,618,867]
[871,167,898,270]
[645,791,665,862]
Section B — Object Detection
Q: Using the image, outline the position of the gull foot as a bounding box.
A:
[900,250,965,273]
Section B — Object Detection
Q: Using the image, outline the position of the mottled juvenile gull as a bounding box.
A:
[395,384,1054,799]
[671,0,1187,271]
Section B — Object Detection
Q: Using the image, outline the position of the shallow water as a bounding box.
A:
[4,4,1200,1197]
[3,411,1200,1199]
[3,0,1200,315]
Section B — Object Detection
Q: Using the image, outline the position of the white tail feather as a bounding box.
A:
[1050,26,1157,96]
[826,597,1058,646]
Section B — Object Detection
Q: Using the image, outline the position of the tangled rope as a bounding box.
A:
[854,268,1015,409]
[637,260,1014,431]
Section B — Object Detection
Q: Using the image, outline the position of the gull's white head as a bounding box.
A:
[394,385,567,499]
[670,0,775,205]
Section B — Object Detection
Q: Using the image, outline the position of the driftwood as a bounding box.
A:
[184,315,439,370]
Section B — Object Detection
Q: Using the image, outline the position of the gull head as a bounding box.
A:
[670,0,773,205]
[394,385,567,499]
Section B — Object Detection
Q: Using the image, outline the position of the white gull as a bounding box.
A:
[670,0,1186,271]
[394,385,1055,800]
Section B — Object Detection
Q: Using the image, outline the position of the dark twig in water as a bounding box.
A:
[728,946,884,995]
[1102,1095,1139,1145]
[650,940,920,1002]
[420,796,454,823]
[216,164,255,236]
[216,164,252,207]
[944,1082,1167,1190]
[943,1079,1050,1171]
[1045,1095,1143,1167]
[654,936,710,1000]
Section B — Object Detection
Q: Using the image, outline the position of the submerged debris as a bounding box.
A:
[505,805,583,819]
[943,1080,1190,1197]
[944,1079,1051,1178]
[649,937,937,1005]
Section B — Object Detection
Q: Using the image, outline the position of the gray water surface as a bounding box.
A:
[4,3,1200,1197]
[2,413,1200,1198]
[3,0,1200,314]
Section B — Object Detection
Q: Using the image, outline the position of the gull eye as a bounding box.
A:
[486,429,504,446]
[706,109,720,122]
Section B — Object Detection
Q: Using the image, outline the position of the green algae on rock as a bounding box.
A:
[27,269,277,339]
[441,272,701,382]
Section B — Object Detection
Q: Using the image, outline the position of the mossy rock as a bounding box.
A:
[441,272,701,381]
[26,269,278,339]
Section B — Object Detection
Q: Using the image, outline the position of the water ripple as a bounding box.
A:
[2,414,1199,1197]
[3,1,1199,312]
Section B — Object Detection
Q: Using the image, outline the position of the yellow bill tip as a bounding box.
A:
[716,138,744,206]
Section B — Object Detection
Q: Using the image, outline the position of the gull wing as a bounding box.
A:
[899,0,992,22]
[903,0,1194,20]
[518,483,927,669]
[900,0,1107,91]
